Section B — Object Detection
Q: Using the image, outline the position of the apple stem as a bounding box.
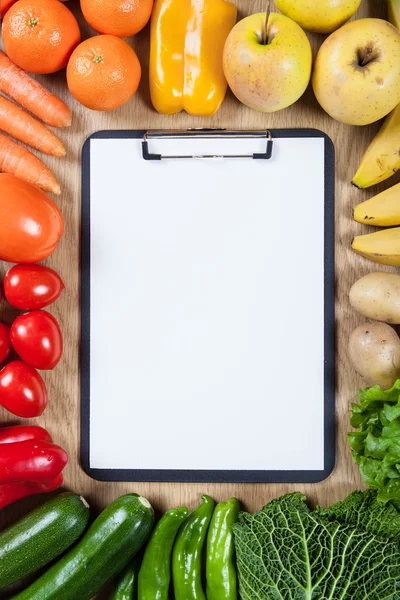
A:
[262,1,271,45]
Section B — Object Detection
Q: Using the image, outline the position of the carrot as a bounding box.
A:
[0,95,66,157]
[0,0,15,18]
[0,51,72,127]
[0,133,60,194]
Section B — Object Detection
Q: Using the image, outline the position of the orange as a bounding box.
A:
[2,0,80,74]
[80,0,153,38]
[66,35,141,111]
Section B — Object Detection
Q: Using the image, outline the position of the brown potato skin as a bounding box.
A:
[349,272,400,324]
[348,321,400,389]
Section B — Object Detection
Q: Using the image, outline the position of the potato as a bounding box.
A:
[349,272,400,324]
[348,321,400,389]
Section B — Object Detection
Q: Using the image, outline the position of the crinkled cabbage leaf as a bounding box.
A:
[233,491,400,600]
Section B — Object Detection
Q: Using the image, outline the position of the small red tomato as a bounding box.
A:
[4,265,65,311]
[0,361,47,418]
[0,324,11,365]
[11,311,63,371]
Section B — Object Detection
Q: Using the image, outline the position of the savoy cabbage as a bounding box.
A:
[233,491,400,600]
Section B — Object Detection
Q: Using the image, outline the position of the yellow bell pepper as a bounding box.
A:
[150,0,237,116]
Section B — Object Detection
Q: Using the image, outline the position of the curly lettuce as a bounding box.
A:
[349,380,400,503]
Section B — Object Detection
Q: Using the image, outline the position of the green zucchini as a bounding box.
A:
[0,492,90,591]
[13,493,154,600]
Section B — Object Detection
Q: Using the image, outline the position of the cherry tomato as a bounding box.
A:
[10,310,63,370]
[4,264,65,310]
[0,361,47,418]
[0,323,11,365]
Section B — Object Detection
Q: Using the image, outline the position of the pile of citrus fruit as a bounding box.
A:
[1,0,149,110]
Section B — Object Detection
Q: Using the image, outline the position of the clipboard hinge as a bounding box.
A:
[142,129,273,161]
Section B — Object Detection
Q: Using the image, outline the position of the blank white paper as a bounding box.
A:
[87,135,326,472]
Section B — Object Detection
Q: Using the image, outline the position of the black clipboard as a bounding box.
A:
[81,128,335,483]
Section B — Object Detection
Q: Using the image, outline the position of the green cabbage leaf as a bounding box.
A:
[233,491,400,600]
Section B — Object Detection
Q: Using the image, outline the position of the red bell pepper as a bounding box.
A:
[0,473,63,509]
[0,425,52,445]
[0,439,68,483]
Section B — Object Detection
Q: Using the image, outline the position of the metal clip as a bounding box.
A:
[142,129,273,160]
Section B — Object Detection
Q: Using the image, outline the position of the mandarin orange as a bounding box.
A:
[80,0,153,38]
[2,0,80,74]
[66,35,141,111]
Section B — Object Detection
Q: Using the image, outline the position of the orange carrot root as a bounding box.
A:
[0,95,66,157]
[0,133,61,194]
[0,51,72,127]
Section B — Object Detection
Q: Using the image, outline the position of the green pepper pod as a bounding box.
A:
[172,495,215,600]
[111,553,142,600]
[206,498,240,600]
[138,506,189,600]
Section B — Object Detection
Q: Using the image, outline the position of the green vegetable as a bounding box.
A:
[317,488,400,540]
[111,554,142,600]
[138,506,188,600]
[172,495,214,600]
[206,498,240,600]
[0,492,90,591]
[13,494,154,600]
[233,491,400,600]
[348,379,400,502]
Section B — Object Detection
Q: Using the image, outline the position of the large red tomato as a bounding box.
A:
[4,264,65,310]
[10,310,63,370]
[0,361,47,417]
[0,174,64,263]
[0,323,11,365]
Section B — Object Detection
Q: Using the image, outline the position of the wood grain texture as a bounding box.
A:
[1,0,400,595]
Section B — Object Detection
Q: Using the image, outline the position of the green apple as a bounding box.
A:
[275,0,362,34]
[223,12,312,113]
[312,18,400,125]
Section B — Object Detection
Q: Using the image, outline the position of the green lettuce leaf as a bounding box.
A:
[233,492,400,600]
[349,380,400,502]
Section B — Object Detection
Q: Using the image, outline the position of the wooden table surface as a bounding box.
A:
[1,0,400,584]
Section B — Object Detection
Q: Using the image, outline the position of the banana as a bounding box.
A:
[388,0,400,28]
[352,102,400,188]
[352,228,400,266]
[354,182,400,226]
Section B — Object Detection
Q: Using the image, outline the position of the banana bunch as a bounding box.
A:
[354,183,400,227]
[352,103,400,189]
[352,182,400,266]
[388,0,400,29]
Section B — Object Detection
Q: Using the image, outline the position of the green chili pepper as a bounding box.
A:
[172,494,215,600]
[111,553,142,600]
[138,506,189,600]
[206,498,240,600]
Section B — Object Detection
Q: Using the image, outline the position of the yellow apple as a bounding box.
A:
[312,18,400,125]
[223,12,312,113]
[275,0,362,34]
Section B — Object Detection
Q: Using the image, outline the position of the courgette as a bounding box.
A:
[0,492,90,590]
[13,493,154,600]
